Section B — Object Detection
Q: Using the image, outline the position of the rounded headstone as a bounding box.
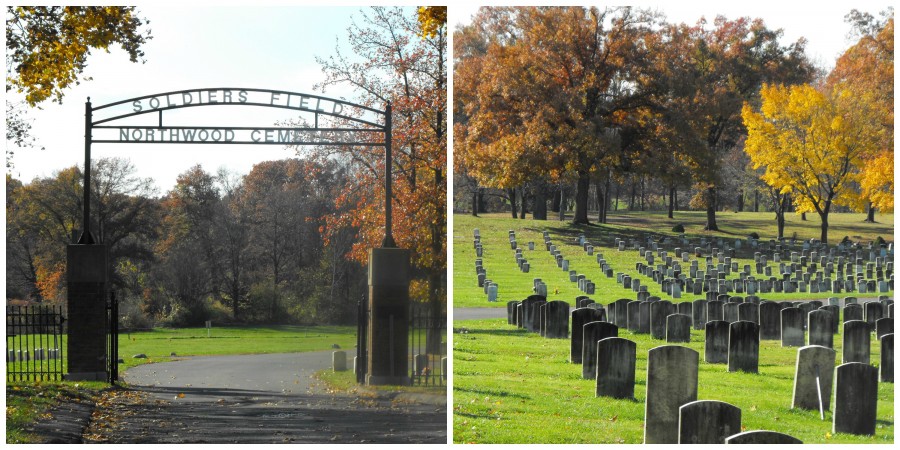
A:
[570,307,605,363]
[582,321,618,379]
[807,309,833,348]
[791,345,835,411]
[644,345,700,444]
[780,308,805,347]
[678,400,742,444]
[880,333,893,383]
[666,314,692,343]
[842,320,871,364]
[833,362,878,435]
[705,320,730,364]
[595,337,636,399]
[728,321,760,373]
[724,430,802,444]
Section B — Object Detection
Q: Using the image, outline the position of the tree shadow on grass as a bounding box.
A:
[454,386,530,400]
[456,328,529,337]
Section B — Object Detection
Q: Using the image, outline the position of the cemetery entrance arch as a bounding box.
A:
[67,88,409,385]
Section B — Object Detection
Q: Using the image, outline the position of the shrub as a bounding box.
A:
[748,232,760,240]
[671,224,685,233]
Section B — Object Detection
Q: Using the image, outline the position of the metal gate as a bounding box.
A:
[6,305,66,381]
[106,290,119,383]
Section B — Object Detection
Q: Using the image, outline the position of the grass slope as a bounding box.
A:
[452,318,894,444]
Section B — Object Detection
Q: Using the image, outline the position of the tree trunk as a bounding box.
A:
[471,190,478,217]
[507,188,517,219]
[574,172,590,224]
[551,188,560,213]
[801,212,806,221]
[533,186,547,220]
[603,172,612,224]
[737,190,744,212]
[705,186,719,231]
[865,202,876,222]
[596,180,605,223]
[754,190,759,212]
[630,177,637,211]
[519,188,526,219]
[558,186,566,221]
[640,176,645,211]
[614,181,619,212]
[667,184,675,219]
[776,212,785,239]
[819,199,832,244]
[476,189,485,214]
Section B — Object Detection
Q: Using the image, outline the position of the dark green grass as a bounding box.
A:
[452,318,894,444]
[454,213,893,308]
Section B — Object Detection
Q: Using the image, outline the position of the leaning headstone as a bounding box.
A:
[724,430,803,444]
[881,333,893,383]
[678,400,742,444]
[595,337,636,399]
[842,320,871,364]
[791,345,835,412]
[781,308,805,347]
[728,321,759,373]
[666,314,692,343]
[571,307,605,363]
[582,321,618,379]
[544,300,570,339]
[644,346,699,444]
[807,309,834,348]
[833,362,878,435]
[705,321,730,364]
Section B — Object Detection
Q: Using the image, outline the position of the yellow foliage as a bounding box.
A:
[417,6,447,39]
[742,83,881,234]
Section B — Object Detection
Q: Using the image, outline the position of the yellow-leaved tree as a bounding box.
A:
[742,83,882,243]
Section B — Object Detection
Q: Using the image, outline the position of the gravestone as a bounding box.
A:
[807,309,834,348]
[843,304,863,322]
[737,302,759,324]
[707,301,725,322]
[570,307,605,363]
[521,296,547,333]
[333,351,348,371]
[865,302,884,330]
[692,300,708,330]
[818,305,840,334]
[666,314,692,343]
[507,301,520,325]
[791,345,835,412]
[677,301,692,317]
[638,301,652,334]
[644,346,699,444]
[759,302,781,340]
[705,320,730,364]
[611,299,631,328]
[881,333,893,383]
[627,301,641,332]
[678,400,742,444]
[842,320,870,364]
[651,301,676,340]
[582,321,619,379]
[544,300,570,339]
[728,321,759,373]
[876,317,893,339]
[781,308,805,347]
[833,362,878,435]
[724,430,803,444]
[595,337,636,399]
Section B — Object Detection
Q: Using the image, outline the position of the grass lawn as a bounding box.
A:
[452,318,894,444]
[6,324,356,443]
[453,212,893,308]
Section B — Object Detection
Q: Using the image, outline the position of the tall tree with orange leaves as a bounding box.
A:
[308,7,446,322]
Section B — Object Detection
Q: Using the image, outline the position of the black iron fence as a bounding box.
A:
[355,299,447,387]
[6,305,66,382]
[408,302,447,387]
[107,291,119,383]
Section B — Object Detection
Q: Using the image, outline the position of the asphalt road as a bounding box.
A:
[79,351,447,444]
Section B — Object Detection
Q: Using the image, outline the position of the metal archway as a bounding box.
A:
[79,87,394,247]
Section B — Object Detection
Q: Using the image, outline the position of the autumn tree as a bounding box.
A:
[5,6,151,166]
[742,83,881,243]
[456,6,661,225]
[826,9,893,219]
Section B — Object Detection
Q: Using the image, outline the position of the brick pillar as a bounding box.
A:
[366,248,410,386]
[66,244,108,381]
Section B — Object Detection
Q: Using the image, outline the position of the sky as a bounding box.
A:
[6,1,894,193]
[6,3,410,192]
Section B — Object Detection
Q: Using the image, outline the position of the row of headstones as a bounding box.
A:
[7,348,62,361]
[472,229,502,302]
[504,296,891,440]
[332,351,449,381]
[643,345,886,442]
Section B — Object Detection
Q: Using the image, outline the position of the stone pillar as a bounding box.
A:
[366,248,410,386]
[66,244,108,381]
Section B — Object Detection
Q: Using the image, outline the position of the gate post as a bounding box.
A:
[66,244,108,381]
[366,247,410,386]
